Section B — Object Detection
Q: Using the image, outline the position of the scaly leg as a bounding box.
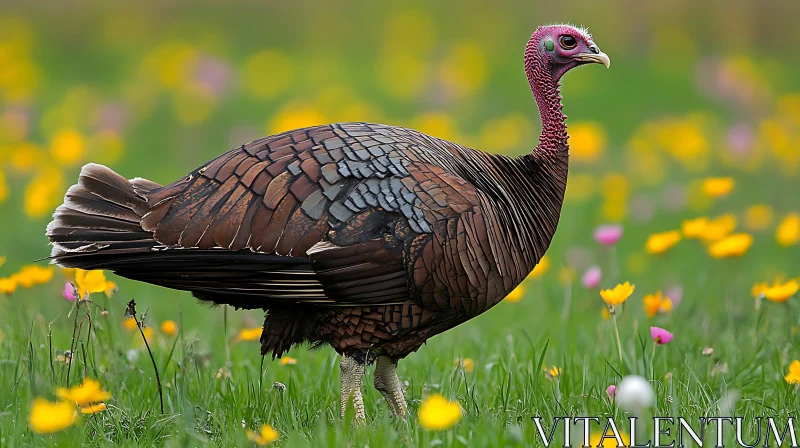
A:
[340,355,366,423]
[373,356,407,418]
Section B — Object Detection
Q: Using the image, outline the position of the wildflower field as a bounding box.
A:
[1,2,799,447]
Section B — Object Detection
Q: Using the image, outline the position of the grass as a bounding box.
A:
[1,233,799,447]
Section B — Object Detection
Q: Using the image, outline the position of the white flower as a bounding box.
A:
[615,375,655,412]
[126,349,140,364]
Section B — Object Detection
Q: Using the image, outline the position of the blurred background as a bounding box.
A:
[0,0,798,342]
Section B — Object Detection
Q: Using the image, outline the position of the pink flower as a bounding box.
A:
[594,224,623,246]
[650,327,674,345]
[606,385,617,397]
[62,281,78,302]
[581,266,602,289]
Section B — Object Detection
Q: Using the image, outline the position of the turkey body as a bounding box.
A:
[48,122,567,362]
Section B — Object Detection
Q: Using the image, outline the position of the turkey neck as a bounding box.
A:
[468,56,569,283]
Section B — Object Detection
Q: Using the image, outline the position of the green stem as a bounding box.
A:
[650,342,657,380]
[611,309,623,364]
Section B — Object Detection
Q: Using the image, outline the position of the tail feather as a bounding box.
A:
[47,163,161,266]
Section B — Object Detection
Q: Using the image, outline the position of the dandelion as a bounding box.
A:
[56,377,112,407]
[74,269,109,299]
[28,398,78,434]
[123,317,138,331]
[701,177,734,197]
[589,431,631,447]
[50,128,85,166]
[418,394,462,430]
[79,403,107,414]
[280,357,297,366]
[645,230,681,255]
[13,265,54,288]
[601,282,634,363]
[681,217,709,239]
[650,327,674,345]
[615,375,655,413]
[785,361,800,384]
[594,224,623,246]
[528,255,550,278]
[643,291,672,318]
[161,320,178,336]
[569,122,607,163]
[776,213,800,247]
[246,424,280,445]
[235,327,263,342]
[581,266,602,289]
[700,214,737,243]
[754,279,799,303]
[0,276,16,294]
[744,204,774,231]
[505,284,525,303]
[600,282,635,307]
[708,233,753,258]
[457,357,475,373]
[544,366,561,380]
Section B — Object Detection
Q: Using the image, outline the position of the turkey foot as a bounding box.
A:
[373,356,407,418]
[340,355,366,423]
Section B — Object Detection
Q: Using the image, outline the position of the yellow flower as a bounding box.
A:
[458,357,475,373]
[12,265,54,288]
[600,282,635,306]
[437,42,487,98]
[243,50,293,99]
[24,166,64,219]
[701,177,734,197]
[601,308,611,320]
[544,365,561,379]
[122,317,138,331]
[50,128,85,166]
[757,279,799,303]
[590,431,631,447]
[528,255,550,279]
[235,327,263,342]
[786,360,800,384]
[56,377,111,406]
[700,214,737,243]
[645,230,681,255]
[161,320,177,336]
[104,281,117,298]
[280,357,297,366]
[559,266,576,285]
[28,398,78,434]
[268,101,326,135]
[246,424,280,445]
[0,276,17,294]
[777,213,800,247]
[708,233,753,258]
[643,291,672,318]
[74,269,108,299]
[744,204,774,231]
[80,402,107,414]
[569,122,607,163]
[505,284,525,303]
[418,394,462,431]
[681,217,709,239]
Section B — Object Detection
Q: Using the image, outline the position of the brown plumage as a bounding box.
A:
[46,24,610,420]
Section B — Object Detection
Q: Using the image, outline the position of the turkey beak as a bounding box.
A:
[575,49,611,68]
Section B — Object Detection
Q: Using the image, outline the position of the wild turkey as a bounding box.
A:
[46,24,609,421]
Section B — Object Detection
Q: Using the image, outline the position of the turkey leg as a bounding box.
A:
[340,355,366,423]
[373,356,407,418]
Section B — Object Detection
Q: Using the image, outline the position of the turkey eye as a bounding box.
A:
[559,35,577,50]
